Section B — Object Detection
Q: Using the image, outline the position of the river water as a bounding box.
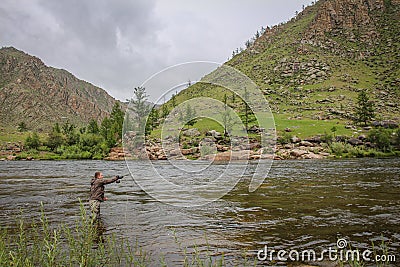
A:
[0,158,399,266]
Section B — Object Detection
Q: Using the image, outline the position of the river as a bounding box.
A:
[0,158,399,266]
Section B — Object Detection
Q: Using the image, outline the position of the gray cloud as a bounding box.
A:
[0,0,313,102]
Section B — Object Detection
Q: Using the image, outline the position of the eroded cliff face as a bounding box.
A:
[306,0,400,41]
[0,47,117,131]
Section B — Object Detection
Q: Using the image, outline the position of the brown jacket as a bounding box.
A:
[90,176,118,201]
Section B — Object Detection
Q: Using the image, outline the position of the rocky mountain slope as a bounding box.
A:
[0,47,118,132]
[169,0,400,128]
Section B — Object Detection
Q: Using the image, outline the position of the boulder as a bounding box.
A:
[300,141,314,147]
[382,120,398,129]
[284,144,293,149]
[216,144,228,151]
[6,155,16,160]
[303,152,324,159]
[168,149,181,156]
[304,136,322,144]
[358,135,367,140]
[206,130,222,139]
[319,152,331,157]
[205,150,251,161]
[290,149,308,157]
[202,137,216,143]
[158,154,167,160]
[183,128,201,137]
[372,120,399,128]
[348,138,363,146]
[291,136,301,143]
[345,125,357,130]
[181,149,193,155]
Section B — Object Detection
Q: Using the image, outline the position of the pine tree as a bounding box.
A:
[171,94,177,108]
[243,87,250,131]
[354,90,375,126]
[129,87,151,135]
[17,122,27,132]
[222,94,234,136]
[185,104,196,128]
[146,107,159,134]
[110,102,125,140]
[87,119,99,134]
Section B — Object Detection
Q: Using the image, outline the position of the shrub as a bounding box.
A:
[368,128,392,152]
[395,128,400,147]
[277,132,292,144]
[46,131,65,151]
[321,131,334,145]
[25,132,41,150]
[329,142,348,156]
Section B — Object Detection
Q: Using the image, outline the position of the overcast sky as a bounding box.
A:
[1,0,313,102]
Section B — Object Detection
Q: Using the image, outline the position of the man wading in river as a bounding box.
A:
[89,172,123,220]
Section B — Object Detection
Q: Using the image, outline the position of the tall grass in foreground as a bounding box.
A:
[0,202,149,267]
[0,202,255,267]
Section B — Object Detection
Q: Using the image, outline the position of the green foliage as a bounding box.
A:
[329,142,350,156]
[321,131,334,145]
[222,94,235,136]
[145,107,159,134]
[25,132,41,149]
[331,126,337,135]
[368,128,392,152]
[329,142,388,158]
[354,90,375,126]
[100,117,114,147]
[277,132,292,144]
[171,93,177,108]
[241,87,250,131]
[57,145,92,159]
[17,121,28,132]
[62,121,75,135]
[110,102,124,138]
[87,119,99,134]
[161,104,169,119]
[200,144,215,156]
[53,123,61,133]
[46,130,65,151]
[129,87,151,134]
[41,103,124,159]
[184,104,197,128]
[395,128,400,147]
[100,103,124,148]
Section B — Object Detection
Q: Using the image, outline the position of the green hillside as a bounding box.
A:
[159,0,400,139]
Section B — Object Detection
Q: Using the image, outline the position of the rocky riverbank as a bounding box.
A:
[2,122,398,161]
[107,128,334,161]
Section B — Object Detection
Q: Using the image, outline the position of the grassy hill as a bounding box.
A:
[158,0,400,139]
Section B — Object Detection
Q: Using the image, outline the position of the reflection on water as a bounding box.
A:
[0,158,399,265]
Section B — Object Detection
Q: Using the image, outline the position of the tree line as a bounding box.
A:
[24,103,124,159]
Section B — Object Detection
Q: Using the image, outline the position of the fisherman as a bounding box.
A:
[89,171,123,220]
